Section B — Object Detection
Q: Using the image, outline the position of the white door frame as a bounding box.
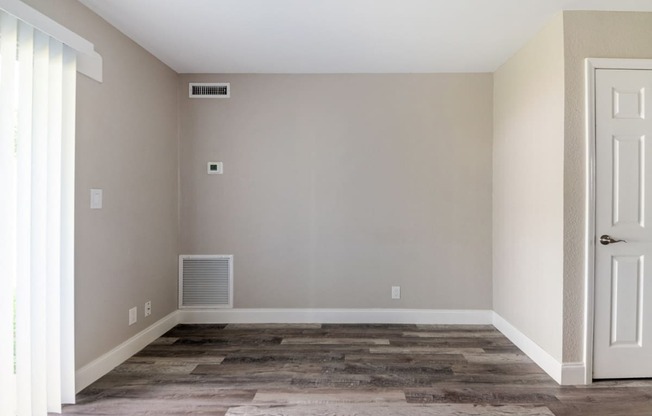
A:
[584,58,652,384]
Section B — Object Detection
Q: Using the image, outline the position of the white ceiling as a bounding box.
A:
[79,0,652,74]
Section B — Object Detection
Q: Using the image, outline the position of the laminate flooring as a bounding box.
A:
[62,324,652,415]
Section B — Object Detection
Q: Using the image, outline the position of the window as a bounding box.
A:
[0,3,101,414]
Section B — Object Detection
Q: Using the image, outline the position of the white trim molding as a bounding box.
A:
[75,311,180,393]
[562,362,588,386]
[492,313,563,384]
[180,308,494,325]
[0,0,102,81]
[492,313,588,385]
[583,58,652,385]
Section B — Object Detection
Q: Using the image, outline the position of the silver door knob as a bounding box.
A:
[600,235,627,245]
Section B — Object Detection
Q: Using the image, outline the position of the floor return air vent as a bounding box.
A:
[188,82,230,98]
[179,255,233,308]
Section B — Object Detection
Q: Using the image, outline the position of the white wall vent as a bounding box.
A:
[179,255,233,308]
[189,83,230,98]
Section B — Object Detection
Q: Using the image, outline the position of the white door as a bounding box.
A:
[594,69,652,379]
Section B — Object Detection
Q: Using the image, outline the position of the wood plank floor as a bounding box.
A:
[63,324,652,415]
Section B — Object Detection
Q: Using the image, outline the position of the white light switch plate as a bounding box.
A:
[391,286,401,299]
[128,307,137,325]
[90,189,103,209]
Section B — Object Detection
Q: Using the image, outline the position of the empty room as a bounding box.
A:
[2,0,652,415]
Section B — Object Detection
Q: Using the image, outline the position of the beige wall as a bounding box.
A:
[493,14,565,361]
[26,2,650,377]
[495,10,652,365]
[562,11,652,362]
[23,0,180,368]
[179,74,493,309]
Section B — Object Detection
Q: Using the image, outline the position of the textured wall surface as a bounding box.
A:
[23,3,651,375]
[23,0,180,368]
[179,74,493,310]
[562,11,652,362]
[493,14,565,361]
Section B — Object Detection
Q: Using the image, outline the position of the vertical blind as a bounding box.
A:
[0,9,76,415]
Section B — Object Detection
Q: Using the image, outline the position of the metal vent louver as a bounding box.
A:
[189,82,230,98]
[179,255,233,308]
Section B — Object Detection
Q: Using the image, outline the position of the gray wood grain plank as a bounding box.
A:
[62,324,652,415]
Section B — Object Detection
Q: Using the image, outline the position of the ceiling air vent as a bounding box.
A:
[189,82,230,98]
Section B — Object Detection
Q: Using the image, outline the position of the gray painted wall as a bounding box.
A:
[24,2,651,377]
[179,74,493,310]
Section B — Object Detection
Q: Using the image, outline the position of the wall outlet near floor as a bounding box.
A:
[391,286,401,299]
[129,307,137,325]
[144,301,152,317]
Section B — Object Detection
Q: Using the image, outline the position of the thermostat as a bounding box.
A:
[207,162,223,174]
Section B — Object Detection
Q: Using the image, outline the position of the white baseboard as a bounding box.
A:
[179,308,494,325]
[492,312,562,383]
[492,313,587,385]
[75,311,180,393]
[561,361,588,385]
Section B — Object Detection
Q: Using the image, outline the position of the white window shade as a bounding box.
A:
[0,0,102,82]
[0,4,79,415]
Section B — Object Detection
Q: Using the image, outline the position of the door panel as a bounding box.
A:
[609,255,642,346]
[594,69,652,379]
[612,136,644,227]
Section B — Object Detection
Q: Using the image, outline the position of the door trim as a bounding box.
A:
[584,58,652,384]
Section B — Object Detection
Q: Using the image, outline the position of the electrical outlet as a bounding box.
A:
[144,301,152,317]
[129,307,137,325]
[391,286,401,300]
